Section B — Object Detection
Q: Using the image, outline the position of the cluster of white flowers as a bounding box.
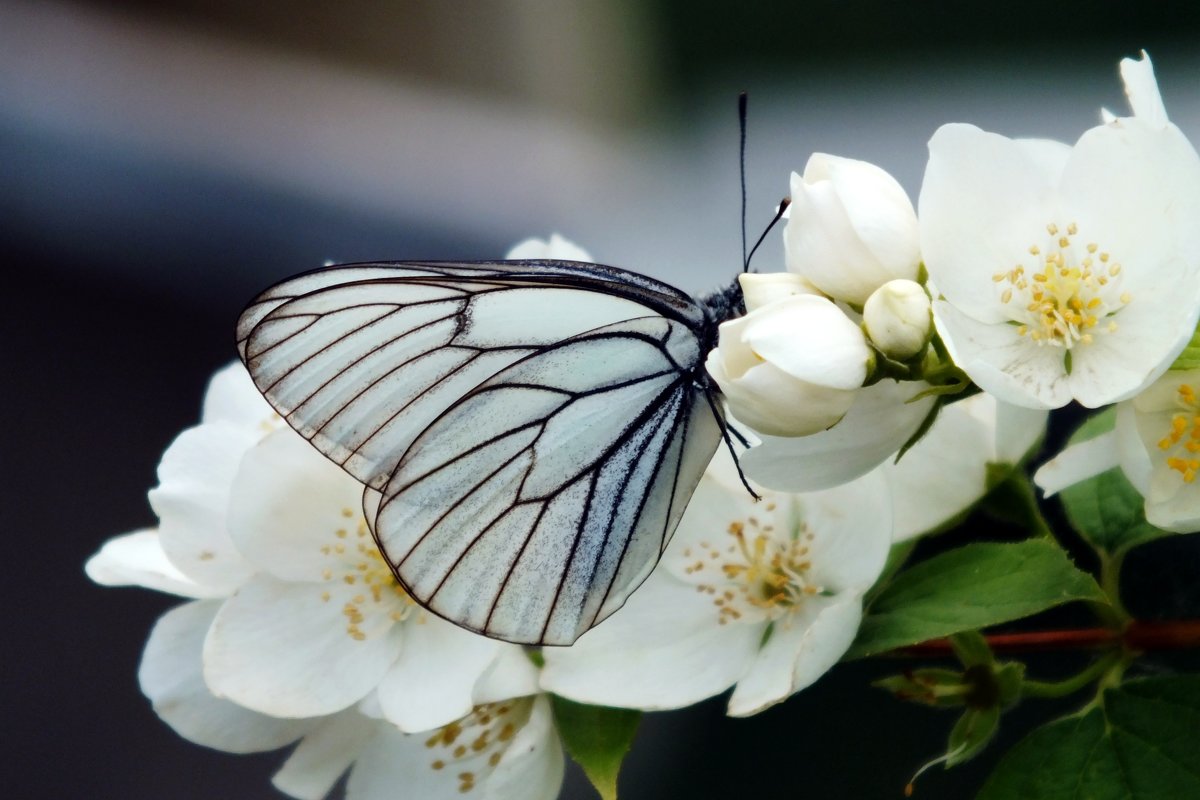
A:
[87,52,1200,799]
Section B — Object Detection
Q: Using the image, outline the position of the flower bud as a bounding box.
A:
[706,294,872,437]
[738,272,822,313]
[863,279,932,360]
[784,154,920,306]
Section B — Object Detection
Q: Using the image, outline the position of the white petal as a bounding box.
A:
[1119,51,1168,127]
[742,295,870,388]
[802,469,893,590]
[540,575,760,710]
[376,619,503,733]
[1062,119,1200,296]
[201,361,280,428]
[933,300,1071,409]
[474,645,541,704]
[1033,431,1119,498]
[273,711,379,800]
[1013,138,1072,184]
[85,529,226,599]
[505,234,592,262]
[149,422,259,592]
[740,379,936,491]
[484,696,564,800]
[920,124,1059,322]
[1115,401,1153,495]
[139,600,318,752]
[727,597,862,716]
[229,429,368,581]
[204,575,404,717]
[823,156,921,284]
[346,699,563,800]
[890,395,1047,540]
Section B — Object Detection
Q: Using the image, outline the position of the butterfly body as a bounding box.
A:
[238,260,741,645]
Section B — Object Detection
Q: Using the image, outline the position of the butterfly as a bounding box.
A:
[236,263,745,646]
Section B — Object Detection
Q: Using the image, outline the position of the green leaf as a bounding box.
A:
[947,706,1000,767]
[550,696,641,800]
[978,676,1200,799]
[848,540,1105,658]
[949,630,993,667]
[1060,468,1168,555]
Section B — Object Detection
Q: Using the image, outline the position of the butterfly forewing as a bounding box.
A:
[237,261,722,645]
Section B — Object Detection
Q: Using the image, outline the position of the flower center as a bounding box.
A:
[423,699,532,792]
[319,506,420,640]
[680,500,824,625]
[992,222,1130,349]
[1157,382,1200,483]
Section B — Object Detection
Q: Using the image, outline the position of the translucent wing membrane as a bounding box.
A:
[237,261,722,645]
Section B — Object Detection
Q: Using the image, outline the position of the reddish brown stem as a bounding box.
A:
[897,620,1200,657]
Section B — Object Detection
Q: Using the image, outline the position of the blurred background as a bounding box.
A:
[6,1,1200,797]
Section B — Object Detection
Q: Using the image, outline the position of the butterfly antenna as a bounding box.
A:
[739,91,750,273]
[703,389,761,501]
[745,196,791,270]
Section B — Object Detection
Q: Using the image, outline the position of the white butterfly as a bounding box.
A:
[236,260,743,645]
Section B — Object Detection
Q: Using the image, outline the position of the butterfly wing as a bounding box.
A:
[376,315,722,644]
[237,261,722,644]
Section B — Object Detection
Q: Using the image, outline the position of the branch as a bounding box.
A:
[895,620,1200,657]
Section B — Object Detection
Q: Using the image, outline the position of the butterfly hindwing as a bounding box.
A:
[237,261,722,645]
[374,316,721,644]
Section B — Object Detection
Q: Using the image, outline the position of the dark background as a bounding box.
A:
[5,2,1200,798]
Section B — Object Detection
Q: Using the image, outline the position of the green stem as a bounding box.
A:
[1020,650,1123,699]
[1098,549,1131,625]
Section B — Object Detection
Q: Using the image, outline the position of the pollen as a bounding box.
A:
[318,509,418,640]
[422,700,534,791]
[1157,382,1200,484]
[995,222,1130,350]
[680,498,826,627]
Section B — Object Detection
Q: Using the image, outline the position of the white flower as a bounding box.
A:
[1035,369,1200,533]
[1102,51,1167,128]
[738,378,936,492]
[706,294,873,437]
[885,393,1048,541]
[738,271,822,312]
[541,450,891,717]
[920,60,1200,409]
[506,233,592,262]
[202,428,519,732]
[784,153,921,305]
[138,598,561,800]
[863,279,932,360]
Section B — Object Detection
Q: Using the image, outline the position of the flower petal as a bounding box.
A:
[229,429,369,582]
[1033,430,1119,498]
[740,379,936,491]
[802,469,893,590]
[920,123,1060,322]
[1118,51,1168,128]
[204,575,404,717]
[484,696,564,800]
[540,575,760,710]
[201,361,280,428]
[139,600,319,752]
[727,597,862,716]
[933,300,1071,409]
[85,529,226,599]
[505,234,592,262]
[376,619,504,733]
[273,711,379,800]
[149,422,259,592]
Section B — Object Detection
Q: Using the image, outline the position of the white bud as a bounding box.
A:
[784,154,920,305]
[738,272,822,313]
[863,279,932,360]
[706,295,872,437]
